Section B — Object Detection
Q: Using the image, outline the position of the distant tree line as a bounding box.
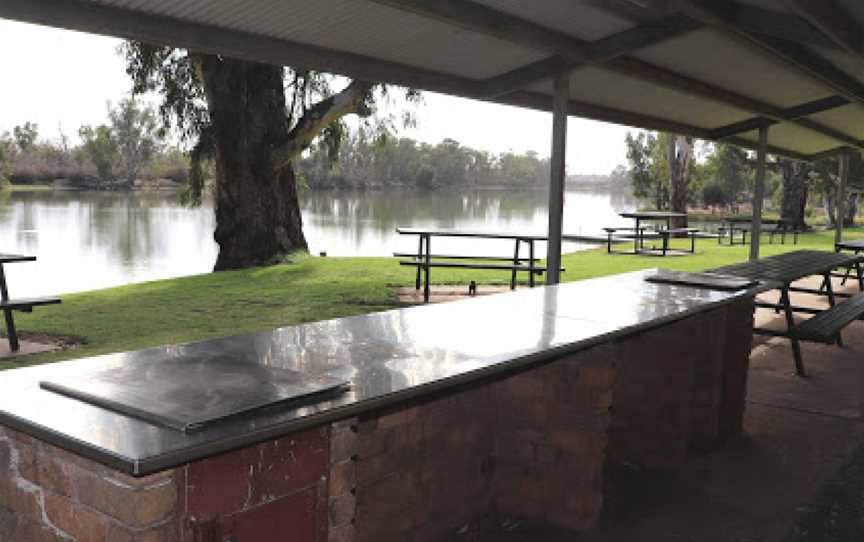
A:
[0,99,189,190]
[296,128,552,190]
[624,130,863,229]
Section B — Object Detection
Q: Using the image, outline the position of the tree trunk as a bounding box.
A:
[824,192,837,228]
[779,160,809,230]
[668,135,693,228]
[845,193,858,227]
[196,55,307,271]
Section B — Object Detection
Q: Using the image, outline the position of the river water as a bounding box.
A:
[0,188,636,296]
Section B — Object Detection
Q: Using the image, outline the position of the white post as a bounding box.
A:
[545,72,569,285]
[749,125,769,261]
[836,150,849,246]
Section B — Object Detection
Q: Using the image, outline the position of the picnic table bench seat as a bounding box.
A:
[0,296,62,312]
[795,292,864,344]
[398,259,560,273]
[717,219,801,245]
[0,253,62,353]
[393,252,540,262]
[604,225,699,255]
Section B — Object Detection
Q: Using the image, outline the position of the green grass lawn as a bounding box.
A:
[6,226,863,371]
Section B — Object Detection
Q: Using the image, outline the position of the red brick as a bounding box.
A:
[187,429,328,518]
[12,518,68,542]
[376,407,417,430]
[24,452,73,497]
[185,446,257,518]
[579,364,617,389]
[501,375,545,399]
[330,428,358,463]
[0,476,42,521]
[252,432,328,505]
[43,493,109,542]
[105,468,177,490]
[72,468,177,528]
[219,489,317,542]
[106,522,178,542]
[328,460,355,498]
[329,494,354,527]
[328,523,355,542]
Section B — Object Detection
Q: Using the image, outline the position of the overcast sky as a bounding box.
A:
[0,19,630,175]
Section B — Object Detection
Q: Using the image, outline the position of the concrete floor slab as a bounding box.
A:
[0,339,59,359]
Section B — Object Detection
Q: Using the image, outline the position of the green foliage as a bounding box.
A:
[701,181,729,209]
[0,132,15,187]
[119,41,421,205]
[697,143,752,210]
[625,131,668,208]
[12,122,38,151]
[77,100,165,187]
[147,147,190,184]
[297,129,549,189]
[108,98,162,185]
[78,124,119,185]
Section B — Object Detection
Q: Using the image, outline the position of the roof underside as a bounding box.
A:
[3,0,864,161]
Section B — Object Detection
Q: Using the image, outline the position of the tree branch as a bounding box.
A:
[273,79,373,171]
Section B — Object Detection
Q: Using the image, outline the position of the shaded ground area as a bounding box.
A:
[478,276,864,542]
[0,333,80,359]
[395,284,517,303]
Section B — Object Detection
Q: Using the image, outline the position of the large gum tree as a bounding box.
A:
[122,43,414,270]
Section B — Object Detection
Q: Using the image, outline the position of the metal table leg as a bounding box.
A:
[823,272,843,346]
[510,239,520,290]
[415,235,424,290]
[423,234,431,303]
[856,261,864,291]
[780,286,805,376]
[0,264,18,352]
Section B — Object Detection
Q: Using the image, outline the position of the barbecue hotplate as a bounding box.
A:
[39,356,349,432]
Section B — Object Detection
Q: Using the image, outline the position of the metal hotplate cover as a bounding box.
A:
[39,356,348,432]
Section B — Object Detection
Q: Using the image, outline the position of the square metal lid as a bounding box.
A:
[40,356,349,432]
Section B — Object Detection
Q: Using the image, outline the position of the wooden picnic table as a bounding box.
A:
[615,211,691,256]
[718,217,799,245]
[834,239,864,285]
[395,228,555,303]
[0,253,61,353]
[711,250,864,375]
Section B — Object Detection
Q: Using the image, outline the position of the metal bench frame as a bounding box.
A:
[0,255,61,353]
[712,250,864,376]
[604,226,698,256]
[396,230,556,303]
[717,219,801,246]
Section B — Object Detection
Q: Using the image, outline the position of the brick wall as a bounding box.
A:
[330,342,619,541]
[0,298,754,542]
[0,426,179,542]
[0,425,329,542]
[607,298,754,469]
[181,427,329,542]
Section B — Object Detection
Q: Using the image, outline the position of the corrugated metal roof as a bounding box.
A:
[634,29,835,109]
[565,67,754,130]
[92,0,546,79]
[809,105,864,141]
[3,0,863,160]
[470,0,633,41]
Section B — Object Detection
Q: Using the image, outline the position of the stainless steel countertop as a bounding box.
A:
[0,269,771,476]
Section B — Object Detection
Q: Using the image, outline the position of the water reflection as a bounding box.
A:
[0,187,636,296]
